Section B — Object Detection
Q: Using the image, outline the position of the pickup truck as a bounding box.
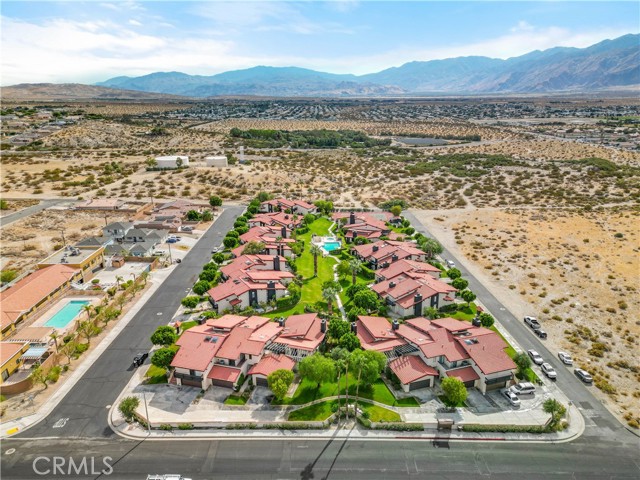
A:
[524,316,541,329]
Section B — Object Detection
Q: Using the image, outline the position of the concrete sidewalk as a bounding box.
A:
[1,265,176,438]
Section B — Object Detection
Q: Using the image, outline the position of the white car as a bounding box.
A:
[501,388,521,407]
[528,349,544,365]
[446,259,455,267]
[558,351,573,365]
[541,362,557,380]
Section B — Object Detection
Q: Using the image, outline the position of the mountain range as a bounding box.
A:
[4,34,639,99]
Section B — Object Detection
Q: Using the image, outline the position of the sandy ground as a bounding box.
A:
[0,199,39,217]
[412,207,640,428]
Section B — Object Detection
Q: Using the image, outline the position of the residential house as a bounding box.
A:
[237,225,295,258]
[103,222,133,240]
[0,265,82,339]
[248,354,296,387]
[334,211,391,243]
[265,314,326,360]
[375,259,441,283]
[260,198,317,215]
[37,245,105,283]
[0,342,30,383]
[356,315,515,393]
[371,275,456,318]
[351,241,427,269]
[248,212,303,230]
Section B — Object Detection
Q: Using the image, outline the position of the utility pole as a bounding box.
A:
[104,213,109,227]
[60,228,66,246]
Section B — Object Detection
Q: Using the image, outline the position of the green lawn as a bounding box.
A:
[145,364,168,384]
[358,402,401,422]
[288,400,338,421]
[274,377,418,407]
[224,395,248,405]
[178,320,198,335]
[450,303,477,321]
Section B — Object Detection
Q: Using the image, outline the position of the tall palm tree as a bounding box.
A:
[140,271,149,286]
[275,235,283,256]
[310,245,323,278]
[82,304,94,321]
[322,285,338,315]
[115,275,123,290]
[349,259,362,286]
[49,331,60,354]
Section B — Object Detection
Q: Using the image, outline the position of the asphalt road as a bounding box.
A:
[2,435,639,479]
[0,199,71,228]
[16,205,244,439]
[402,211,633,441]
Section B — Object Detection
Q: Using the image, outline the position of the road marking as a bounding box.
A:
[106,404,112,409]
[53,417,69,428]
[5,427,19,436]
[157,312,163,316]
[5,448,16,455]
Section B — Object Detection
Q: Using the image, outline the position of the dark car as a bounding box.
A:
[472,316,481,327]
[534,328,547,339]
[574,368,593,384]
[133,352,149,367]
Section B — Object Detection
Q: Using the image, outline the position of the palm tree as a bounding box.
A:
[331,348,349,420]
[275,235,283,256]
[49,331,60,354]
[140,271,149,286]
[310,245,323,278]
[349,259,362,286]
[82,304,94,321]
[115,275,123,290]
[322,285,338,315]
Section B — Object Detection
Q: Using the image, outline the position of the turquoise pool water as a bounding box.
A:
[323,241,341,252]
[44,300,90,328]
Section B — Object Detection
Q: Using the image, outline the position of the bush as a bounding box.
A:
[192,280,211,296]
[0,269,18,284]
[372,423,423,431]
[118,396,140,421]
[181,296,200,309]
[46,366,62,383]
[178,423,194,430]
[160,424,173,431]
[462,424,549,434]
[150,325,178,346]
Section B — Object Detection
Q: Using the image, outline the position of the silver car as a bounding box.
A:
[558,351,573,365]
[501,388,521,407]
[541,362,557,380]
[528,349,544,365]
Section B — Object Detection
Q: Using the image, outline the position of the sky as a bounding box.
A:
[1,1,638,85]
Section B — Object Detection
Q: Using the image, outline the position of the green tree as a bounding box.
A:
[322,285,339,315]
[118,396,140,421]
[353,289,379,312]
[350,349,386,403]
[181,296,200,309]
[256,191,271,202]
[346,283,368,300]
[303,213,316,225]
[420,238,443,258]
[151,347,176,370]
[460,289,477,307]
[447,268,462,280]
[390,205,402,217]
[209,195,222,207]
[328,319,350,341]
[336,260,351,279]
[150,326,178,346]
[348,258,362,286]
[451,277,469,290]
[242,241,266,255]
[513,352,531,378]
[30,365,48,390]
[0,269,18,284]
[331,347,350,416]
[346,306,366,323]
[223,236,238,249]
[298,354,336,389]
[423,306,441,319]
[339,332,361,352]
[543,398,567,428]
[186,210,201,221]
[202,210,213,222]
[310,245,323,278]
[441,377,467,406]
[267,368,294,399]
[77,320,100,345]
[60,339,79,364]
[0,199,9,210]
[478,312,495,328]
[192,280,211,296]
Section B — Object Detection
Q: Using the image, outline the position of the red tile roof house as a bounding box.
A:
[260,198,318,215]
[248,354,296,387]
[170,315,282,389]
[333,211,391,243]
[248,212,303,230]
[351,241,427,269]
[264,313,327,361]
[0,265,82,339]
[371,274,457,318]
[236,225,296,258]
[355,315,515,394]
[208,255,294,313]
[375,258,441,283]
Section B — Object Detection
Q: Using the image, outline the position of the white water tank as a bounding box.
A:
[155,155,189,169]
[205,156,228,167]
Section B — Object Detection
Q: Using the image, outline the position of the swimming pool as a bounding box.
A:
[322,241,342,252]
[44,300,90,329]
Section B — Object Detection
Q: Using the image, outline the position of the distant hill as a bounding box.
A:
[0,83,190,101]
[6,33,639,98]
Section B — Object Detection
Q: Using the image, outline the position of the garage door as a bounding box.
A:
[255,376,268,387]
[485,381,506,391]
[409,378,431,391]
[211,379,234,388]
[181,379,202,388]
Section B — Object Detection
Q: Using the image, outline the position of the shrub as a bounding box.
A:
[160,424,173,431]
[118,396,140,421]
[150,326,178,346]
[178,423,194,430]
[46,366,62,383]
[181,296,200,309]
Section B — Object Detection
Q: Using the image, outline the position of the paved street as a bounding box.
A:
[2,435,639,479]
[403,210,631,441]
[0,199,71,228]
[15,205,244,439]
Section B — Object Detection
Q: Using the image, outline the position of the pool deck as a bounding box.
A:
[30,296,100,332]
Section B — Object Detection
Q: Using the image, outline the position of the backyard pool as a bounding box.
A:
[44,300,90,329]
[322,241,342,252]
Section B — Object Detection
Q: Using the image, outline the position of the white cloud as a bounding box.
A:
[128,19,142,27]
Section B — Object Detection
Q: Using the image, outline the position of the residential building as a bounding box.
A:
[248,212,303,230]
[375,258,441,283]
[0,342,30,383]
[371,274,456,318]
[265,314,326,360]
[237,225,295,258]
[260,198,317,215]
[37,245,105,283]
[0,265,81,339]
[248,354,296,387]
[351,241,427,269]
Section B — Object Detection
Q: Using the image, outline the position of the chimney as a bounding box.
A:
[414,293,423,317]
[281,226,287,239]
[389,281,396,288]
[372,245,378,252]
[273,256,280,271]
[391,254,398,262]
[278,317,285,327]
[349,212,355,225]
[351,322,357,334]
[392,320,399,331]
[320,319,327,334]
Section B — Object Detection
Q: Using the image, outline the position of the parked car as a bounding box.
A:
[534,328,547,339]
[501,388,521,407]
[472,316,481,327]
[524,316,541,329]
[541,363,557,380]
[181,226,193,232]
[575,368,593,384]
[167,238,178,243]
[153,250,167,256]
[211,247,220,253]
[509,382,536,396]
[528,349,544,365]
[558,352,573,365]
[446,259,455,267]
[132,352,148,368]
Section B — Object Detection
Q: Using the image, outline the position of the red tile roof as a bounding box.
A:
[356,316,407,352]
[0,265,80,329]
[275,314,325,351]
[388,355,438,384]
[206,315,247,330]
[455,331,516,375]
[431,317,471,332]
[171,330,226,371]
[248,354,296,377]
[207,365,242,383]
[0,341,29,367]
[448,365,480,383]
